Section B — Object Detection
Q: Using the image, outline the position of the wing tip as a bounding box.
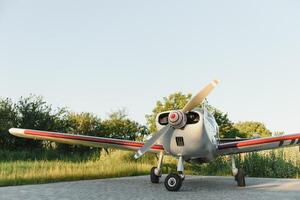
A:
[9,128,25,136]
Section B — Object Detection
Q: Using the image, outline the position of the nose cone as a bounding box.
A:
[168,110,187,129]
[170,113,177,120]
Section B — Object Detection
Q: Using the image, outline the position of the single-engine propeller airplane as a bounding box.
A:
[9,80,300,191]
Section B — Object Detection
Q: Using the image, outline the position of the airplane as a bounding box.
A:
[9,80,300,191]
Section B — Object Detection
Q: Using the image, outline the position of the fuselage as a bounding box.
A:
[156,108,219,163]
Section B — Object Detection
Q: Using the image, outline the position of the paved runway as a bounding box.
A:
[0,176,299,200]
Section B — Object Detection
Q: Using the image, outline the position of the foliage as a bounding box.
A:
[67,112,102,136]
[146,92,192,133]
[0,96,149,151]
[102,110,149,141]
[234,121,272,138]
[0,96,69,150]
[0,149,99,162]
[1,147,299,187]
[243,151,298,178]
[17,95,70,149]
[207,106,243,138]
[0,150,153,187]
[0,98,18,149]
[56,112,103,153]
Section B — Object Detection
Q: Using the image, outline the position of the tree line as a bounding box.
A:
[0,93,273,152]
[0,95,149,152]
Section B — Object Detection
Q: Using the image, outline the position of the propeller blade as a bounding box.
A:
[182,80,219,113]
[134,125,174,159]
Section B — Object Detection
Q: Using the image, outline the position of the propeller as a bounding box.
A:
[182,79,219,113]
[134,80,220,159]
[134,125,174,159]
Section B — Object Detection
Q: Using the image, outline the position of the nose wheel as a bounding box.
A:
[164,155,185,192]
[149,154,185,191]
[164,173,183,192]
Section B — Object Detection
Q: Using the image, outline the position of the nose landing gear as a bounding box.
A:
[150,154,185,191]
[164,155,185,192]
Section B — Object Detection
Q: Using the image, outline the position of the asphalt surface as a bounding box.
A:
[0,176,299,200]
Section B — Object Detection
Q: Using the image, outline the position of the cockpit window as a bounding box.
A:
[158,112,200,126]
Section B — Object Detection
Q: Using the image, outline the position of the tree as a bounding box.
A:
[146,92,241,138]
[234,121,272,138]
[102,110,150,141]
[15,95,69,150]
[0,98,18,149]
[67,112,102,136]
[56,112,103,153]
[0,95,151,152]
[207,106,242,138]
[146,92,192,133]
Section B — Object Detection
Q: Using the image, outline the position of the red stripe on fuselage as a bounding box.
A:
[218,133,300,150]
[24,130,164,151]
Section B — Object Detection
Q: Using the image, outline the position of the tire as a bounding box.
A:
[235,168,246,187]
[150,167,160,183]
[180,174,185,181]
[164,173,183,192]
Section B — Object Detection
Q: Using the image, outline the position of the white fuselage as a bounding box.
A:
[156,108,219,162]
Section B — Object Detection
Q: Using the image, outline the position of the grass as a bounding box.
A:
[0,150,157,187]
[187,147,300,178]
[0,160,152,186]
[0,147,299,187]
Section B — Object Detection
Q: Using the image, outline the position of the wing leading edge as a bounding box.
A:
[217,133,300,156]
[9,128,164,153]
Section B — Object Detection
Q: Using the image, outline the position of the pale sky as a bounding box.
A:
[0,1,300,133]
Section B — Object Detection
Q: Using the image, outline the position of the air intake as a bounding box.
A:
[176,137,184,146]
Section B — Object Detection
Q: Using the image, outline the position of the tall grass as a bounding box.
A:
[187,147,300,178]
[0,150,156,187]
[0,147,299,187]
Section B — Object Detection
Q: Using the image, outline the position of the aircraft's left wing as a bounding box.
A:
[217,133,300,156]
[9,128,164,153]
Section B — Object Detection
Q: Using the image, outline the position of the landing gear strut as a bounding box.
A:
[150,152,164,183]
[164,155,185,192]
[231,155,246,187]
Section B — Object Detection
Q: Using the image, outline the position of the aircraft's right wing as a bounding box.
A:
[9,128,164,154]
[217,133,300,156]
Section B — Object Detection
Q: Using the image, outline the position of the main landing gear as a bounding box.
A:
[150,152,163,184]
[151,155,245,191]
[150,153,185,192]
[231,155,246,187]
